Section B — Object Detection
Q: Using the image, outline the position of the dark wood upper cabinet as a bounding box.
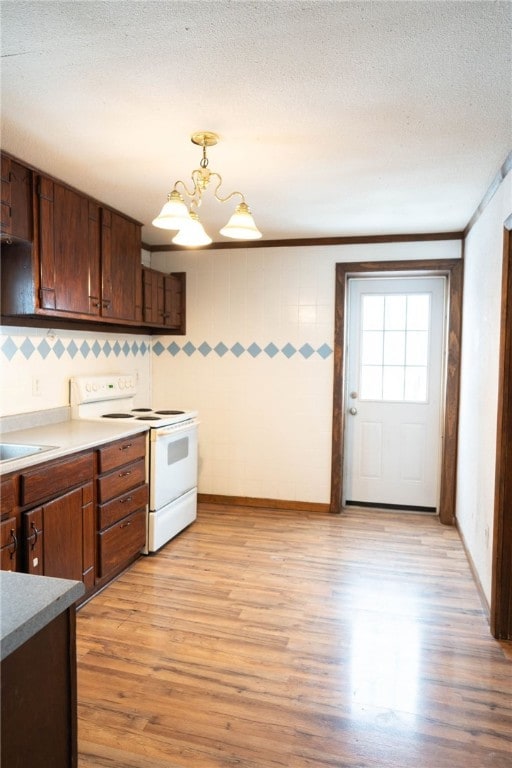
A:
[101,209,141,322]
[1,156,33,242]
[142,266,186,332]
[0,151,183,333]
[38,176,101,316]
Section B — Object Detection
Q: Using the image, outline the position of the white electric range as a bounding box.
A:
[70,374,199,552]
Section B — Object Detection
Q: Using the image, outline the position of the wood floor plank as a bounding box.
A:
[77,505,512,767]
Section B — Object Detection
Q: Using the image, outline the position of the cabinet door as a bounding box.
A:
[41,487,83,581]
[38,177,101,314]
[164,272,185,330]
[101,209,141,321]
[0,517,18,572]
[1,155,12,234]
[142,266,158,324]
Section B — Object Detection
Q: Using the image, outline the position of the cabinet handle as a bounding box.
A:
[119,470,132,477]
[8,529,17,557]
[120,521,131,529]
[120,443,132,451]
[28,522,41,550]
[102,299,111,308]
[120,496,133,503]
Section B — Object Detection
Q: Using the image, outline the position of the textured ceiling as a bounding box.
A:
[1,1,511,246]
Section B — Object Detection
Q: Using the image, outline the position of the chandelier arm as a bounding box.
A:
[208,172,246,206]
[173,177,200,203]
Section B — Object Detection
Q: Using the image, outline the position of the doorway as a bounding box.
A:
[330,259,463,525]
[344,276,446,511]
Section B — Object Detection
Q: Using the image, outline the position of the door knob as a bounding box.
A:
[349,407,358,415]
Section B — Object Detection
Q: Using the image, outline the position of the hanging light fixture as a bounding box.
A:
[152,131,262,247]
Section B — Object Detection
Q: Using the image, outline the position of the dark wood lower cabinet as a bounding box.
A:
[1,607,78,768]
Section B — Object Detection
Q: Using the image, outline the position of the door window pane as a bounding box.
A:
[383,331,405,365]
[359,292,431,402]
[384,295,406,330]
[362,295,384,330]
[362,331,383,365]
[383,366,405,400]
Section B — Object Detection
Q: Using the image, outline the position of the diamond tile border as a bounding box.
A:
[1,335,332,362]
[0,336,150,361]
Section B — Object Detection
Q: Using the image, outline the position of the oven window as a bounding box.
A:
[167,437,189,465]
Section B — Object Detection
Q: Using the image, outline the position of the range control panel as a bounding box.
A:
[70,374,137,404]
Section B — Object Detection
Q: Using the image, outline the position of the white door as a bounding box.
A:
[343,276,446,510]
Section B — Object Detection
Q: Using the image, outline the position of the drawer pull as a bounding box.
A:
[119,470,132,477]
[8,529,17,557]
[120,521,131,529]
[120,496,133,503]
[28,522,41,550]
[120,443,132,451]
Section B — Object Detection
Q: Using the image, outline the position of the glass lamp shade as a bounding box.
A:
[219,202,262,240]
[152,190,189,230]
[172,211,212,247]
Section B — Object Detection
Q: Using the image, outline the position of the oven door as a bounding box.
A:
[149,420,198,511]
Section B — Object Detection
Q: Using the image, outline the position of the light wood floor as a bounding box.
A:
[76,504,512,768]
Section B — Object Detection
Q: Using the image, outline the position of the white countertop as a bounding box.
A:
[0,419,149,474]
[0,571,85,660]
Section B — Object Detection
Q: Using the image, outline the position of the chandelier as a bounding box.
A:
[152,131,262,247]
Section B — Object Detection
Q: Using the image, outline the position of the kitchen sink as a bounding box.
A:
[0,442,57,463]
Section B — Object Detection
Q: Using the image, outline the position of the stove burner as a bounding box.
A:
[154,410,185,415]
[102,413,135,419]
[131,408,152,412]
[136,416,162,421]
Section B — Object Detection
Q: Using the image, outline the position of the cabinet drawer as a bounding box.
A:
[0,517,18,571]
[97,433,146,474]
[97,457,146,504]
[98,483,148,530]
[97,508,146,578]
[20,452,93,507]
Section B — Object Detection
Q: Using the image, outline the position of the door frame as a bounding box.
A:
[491,220,512,639]
[330,259,463,525]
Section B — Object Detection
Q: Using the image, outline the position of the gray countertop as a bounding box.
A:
[0,571,85,660]
[0,418,149,474]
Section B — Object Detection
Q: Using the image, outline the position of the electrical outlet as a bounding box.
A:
[32,377,42,396]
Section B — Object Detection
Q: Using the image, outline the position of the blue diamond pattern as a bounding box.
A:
[92,341,101,358]
[152,341,165,356]
[122,341,130,356]
[264,342,279,358]
[131,342,139,355]
[80,341,90,358]
[20,338,35,360]
[1,337,18,361]
[281,343,296,358]
[299,343,314,359]
[247,343,261,358]
[167,341,180,356]
[53,339,65,359]
[317,343,332,359]
[214,342,228,357]
[183,341,196,356]
[113,341,122,357]
[67,340,78,358]
[199,342,212,357]
[103,341,112,357]
[37,339,51,359]
[231,342,245,357]
[140,341,148,355]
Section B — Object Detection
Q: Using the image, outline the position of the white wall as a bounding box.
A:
[151,239,460,505]
[0,326,152,417]
[456,171,512,605]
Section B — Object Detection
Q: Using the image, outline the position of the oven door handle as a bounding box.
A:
[152,420,199,439]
